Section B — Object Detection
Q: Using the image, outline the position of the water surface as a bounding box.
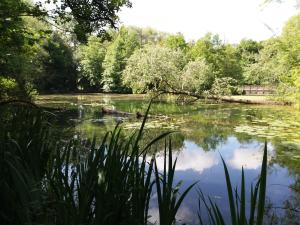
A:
[37,94,300,224]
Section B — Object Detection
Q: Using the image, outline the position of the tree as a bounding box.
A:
[123,45,186,93]
[280,13,300,71]
[135,27,169,46]
[237,39,263,84]
[189,33,217,61]
[190,33,242,81]
[182,59,215,95]
[243,38,283,85]
[33,0,132,42]
[77,36,107,91]
[0,1,49,99]
[0,0,131,99]
[164,33,188,51]
[36,33,78,93]
[210,77,239,97]
[102,27,140,92]
[277,13,300,101]
[237,39,262,66]
[221,44,243,80]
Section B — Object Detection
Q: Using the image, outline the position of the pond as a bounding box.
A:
[36,94,300,224]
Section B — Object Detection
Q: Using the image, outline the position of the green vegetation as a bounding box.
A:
[0,102,269,225]
[2,1,299,224]
[154,139,197,225]
[0,0,130,99]
[1,0,300,104]
[198,145,267,225]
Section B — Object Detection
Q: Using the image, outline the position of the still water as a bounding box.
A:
[37,94,300,224]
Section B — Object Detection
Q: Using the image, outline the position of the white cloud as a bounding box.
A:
[229,147,263,170]
[154,141,218,174]
[148,205,195,224]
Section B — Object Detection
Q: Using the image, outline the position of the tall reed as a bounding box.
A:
[154,138,197,225]
[0,102,268,225]
[198,143,268,225]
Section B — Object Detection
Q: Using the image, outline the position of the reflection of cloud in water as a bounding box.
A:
[148,208,159,224]
[155,141,218,174]
[148,205,195,225]
[229,148,263,170]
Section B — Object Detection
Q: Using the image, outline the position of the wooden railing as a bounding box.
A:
[242,85,275,95]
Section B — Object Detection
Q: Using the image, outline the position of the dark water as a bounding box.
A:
[37,94,300,224]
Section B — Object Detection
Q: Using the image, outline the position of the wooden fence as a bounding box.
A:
[242,85,275,95]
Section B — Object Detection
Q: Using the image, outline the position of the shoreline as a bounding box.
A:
[218,95,289,105]
[36,93,288,106]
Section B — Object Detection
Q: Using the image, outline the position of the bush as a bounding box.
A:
[210,77,240,98]
[0,76,38,100]
[0,76,18,99]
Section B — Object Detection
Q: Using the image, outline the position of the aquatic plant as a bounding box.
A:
[0,102,193,225]
[198,143,267,225]
[154,138,197,225]
[0,101,268,225]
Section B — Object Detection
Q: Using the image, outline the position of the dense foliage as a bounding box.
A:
[0,0,130,99]
[1,0,300,104]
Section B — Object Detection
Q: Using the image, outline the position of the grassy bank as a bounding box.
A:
[220,95,286,105]
[35,93,286,106]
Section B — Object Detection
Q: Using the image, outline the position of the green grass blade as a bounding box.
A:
[134,100,152,149]
[249,181,260,225]
[256,143,268,225]
[140,131,174,155]
[173,182,197,217]
[221,156,237,225]
[240,167,246,225]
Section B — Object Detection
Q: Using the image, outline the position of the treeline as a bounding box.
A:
[1,0,300,103]
[77,15,300,102]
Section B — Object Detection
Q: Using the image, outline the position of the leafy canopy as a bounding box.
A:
[123,45,186,93]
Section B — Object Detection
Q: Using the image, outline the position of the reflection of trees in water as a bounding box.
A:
[42,97,300,151]
[178,105,299,152]
[272,143,300,187]
[180,106,260,151]
[268,142,300,224]
[263,194,300,225]
[48,103,186,154]
[42,100,300,156]
[140,130,185,154]
[182,123,228,151]
[281,193,300,225]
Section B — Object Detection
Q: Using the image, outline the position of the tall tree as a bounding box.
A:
[123,45,186,93]
[37,33,78,93]
[243,38,283,85]
[38,0,132,42]
[190,33,242,80]
[77,36,107,91]
[0,0,131,99]
[278,13,300,101]
[182,59,215,95]
[0,1,48,99]
[102,27,140,92]
[164,33,188,51]
[237,39,262,66]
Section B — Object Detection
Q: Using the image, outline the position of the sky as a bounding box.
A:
[118,0,300,43]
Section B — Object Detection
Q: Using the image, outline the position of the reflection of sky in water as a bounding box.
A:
[152,137,295,225]
[37,95,300,224]
[155,141,218,174]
